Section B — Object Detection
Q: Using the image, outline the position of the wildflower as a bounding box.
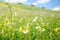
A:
[33,16,38,22]
[55,28,60,33]
[36,26,40,29]
[19,27,23,32]
[23,30,29,34]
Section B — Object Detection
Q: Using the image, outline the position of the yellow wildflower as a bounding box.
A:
[55,28,60,32]
[19,27,23,32]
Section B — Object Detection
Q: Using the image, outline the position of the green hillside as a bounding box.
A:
[0,2,60,40]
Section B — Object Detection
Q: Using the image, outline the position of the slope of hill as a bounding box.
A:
[0,2,60,40]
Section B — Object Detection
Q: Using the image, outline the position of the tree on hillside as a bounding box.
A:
[31,4,35,7]
[17,2,23,5]
[41,7,45,9]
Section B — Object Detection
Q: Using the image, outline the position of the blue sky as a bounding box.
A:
[3,0,60,10]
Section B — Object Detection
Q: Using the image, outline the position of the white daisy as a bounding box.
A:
[23,30,29,34]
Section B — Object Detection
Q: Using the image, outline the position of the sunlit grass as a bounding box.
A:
[0,2,60,40]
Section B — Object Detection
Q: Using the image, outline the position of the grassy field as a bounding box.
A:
[0,2,60,40]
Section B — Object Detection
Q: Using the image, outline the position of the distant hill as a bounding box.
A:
[0,2,60,17]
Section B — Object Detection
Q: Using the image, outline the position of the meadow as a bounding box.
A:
[0,2,60,40]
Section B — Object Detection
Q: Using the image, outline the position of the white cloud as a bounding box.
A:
[32,0,51,5]
[5,0,27,3]
[32,2,38,6]
[52,6,60,11]
[37,0,51,4]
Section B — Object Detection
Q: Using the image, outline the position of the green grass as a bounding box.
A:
[0,2,60,40]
